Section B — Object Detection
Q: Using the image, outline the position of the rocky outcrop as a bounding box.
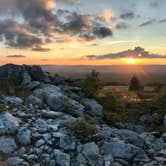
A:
[0,64,166,166]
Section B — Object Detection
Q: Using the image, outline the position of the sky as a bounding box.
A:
[0,0,166,65]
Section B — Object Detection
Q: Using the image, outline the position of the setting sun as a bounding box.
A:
[127,57,136,64]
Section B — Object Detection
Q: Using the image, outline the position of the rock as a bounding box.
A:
[0,64,50,84]
[34,84,85,113]
[2,96,23,105]
[76,153,87,165]
[0,112,20,134]
[41,110,63,119]
[82,142,99,161]
[60,136,76,150]
[35,139,45,148]
[54,149,70,166]
[81,98,103,118]
[22,72,32,86]
[17,127,31,145]
[26,95,43,106]
[110,129,145,147]
[26,81,40,90]
[7,157,24,166]
[163,115,166,128]
[101,141,141,160]
[0,136,17,154]
[35,119,48,133]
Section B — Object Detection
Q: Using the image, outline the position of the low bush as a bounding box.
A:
[66,118,98,142]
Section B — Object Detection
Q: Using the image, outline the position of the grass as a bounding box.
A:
[66,117,99,142]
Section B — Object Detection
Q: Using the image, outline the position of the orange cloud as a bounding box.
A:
[102,10,114,23]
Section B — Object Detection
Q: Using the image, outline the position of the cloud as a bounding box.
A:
[115,22,128,29]
[139,19,156,27]
[7,54,26,58]
[102,10,114,23]
[158,19,166,23]
[150,1,160,8]
[32,46,51,52]
[120,12,135,19]
[85,47,166,60]
[0,18,44,48]
[93,27,113,38]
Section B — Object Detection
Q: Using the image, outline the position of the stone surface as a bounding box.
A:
[60,136,76,150]
[54,149,70,166]
[81,98,103,117]
[3,96,23,105]
[101,141,141,160]
[17,127,31,145]
[0,136,17,154]
[7,157,24,166]
[0,112,20,134]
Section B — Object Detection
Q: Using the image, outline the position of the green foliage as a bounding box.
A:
[81,70,103,98]
[153,89,166,110]
[129,75,143,91]
[66,118,98,142]
[60,98,78,117]
[0,77,30,97]
[0,103,8,113]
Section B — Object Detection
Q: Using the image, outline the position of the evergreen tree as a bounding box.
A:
[129,75,142,91]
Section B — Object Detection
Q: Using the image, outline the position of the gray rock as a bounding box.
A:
[54,149,70,166]
[41,110,63,119]
[101,141,141,160]
[81,98,103,117]
[26,95,42,106]
[27,81,40,90]
[0,136,17,154]
[60,136,76,150]
[17,127,31,145]
[82,142,99,161]
[76,153,87,165]
[7,157,24,166]
[22,72,32,86]
[35,139,45,148]
[0,112,20,134]
[2,96,23,105]
[110,129,144,147]
[34,84,84,113]
[35,119,48,133]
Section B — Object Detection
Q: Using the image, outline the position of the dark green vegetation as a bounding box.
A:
[80,70,103,98]
[66,118,98,142]
[0,77,30,97]
[80,70,166,133]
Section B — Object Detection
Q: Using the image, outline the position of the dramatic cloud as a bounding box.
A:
[139,19,156,27]
[32,46,51,52]
[7,54,26,58]
[93,27,113,38]
[0,19,45,48]
[86,47,166,60]
[102,10,114,22]
[150,1,160,8]
[159,19,166,23]
[120,12,135,19]
[115,22,128,29]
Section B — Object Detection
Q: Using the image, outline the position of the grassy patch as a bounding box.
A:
[66,118,98,142]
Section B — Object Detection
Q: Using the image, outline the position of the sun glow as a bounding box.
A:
[127,57,136,64]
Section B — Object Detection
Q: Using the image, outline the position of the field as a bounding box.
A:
[101,85,157,102]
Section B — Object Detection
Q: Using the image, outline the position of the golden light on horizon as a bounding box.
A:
[127,57,136,64]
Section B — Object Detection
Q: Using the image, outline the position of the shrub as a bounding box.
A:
[66,118,98,142]
[0,103,8,113]
[81,70,103,98]
[129,75,143,91]
[0,77,30,97]
[60,98,78,117]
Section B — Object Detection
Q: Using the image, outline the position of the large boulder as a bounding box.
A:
[7,157,24,166]
[0,136,17,154]
[110,129,145,147]
[34,84,85,113]
[2,96,23,105]
[101,141,143,160]
[0,64,50,84]
[0,112,20,135]
[81,142,99,161]
[81,98,103,118]
[54,149,70,166]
